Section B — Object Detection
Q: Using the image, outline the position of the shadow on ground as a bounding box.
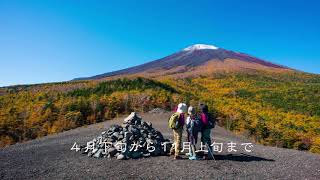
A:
[171,152,275,163]
[192,152,274,162]
[213,153,275,162]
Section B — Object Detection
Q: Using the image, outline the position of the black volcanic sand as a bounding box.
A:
[1,113,319,179]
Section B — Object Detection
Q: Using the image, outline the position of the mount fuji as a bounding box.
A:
[75,44,292,80]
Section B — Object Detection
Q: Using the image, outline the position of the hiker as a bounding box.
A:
[199,103,215,160]
[186,106,202,160]
[168,103,187,160]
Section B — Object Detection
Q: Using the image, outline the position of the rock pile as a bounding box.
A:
[77,112,172,160]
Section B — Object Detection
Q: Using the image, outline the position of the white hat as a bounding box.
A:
[176,103,187,113]
[188,106,195,115]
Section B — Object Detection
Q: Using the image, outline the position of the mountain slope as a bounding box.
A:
[75,44,293,80]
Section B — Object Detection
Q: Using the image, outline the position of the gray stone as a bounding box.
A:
[107,147,118,157]
[87,152,93,157]
[93,149,104,158]
[124,132,132,139]
[92,148,98,154]
[117,154,125,160]
[147,122,152,127]
[143,153,151,157]
[112,132,119,138]
[124,112,136,123]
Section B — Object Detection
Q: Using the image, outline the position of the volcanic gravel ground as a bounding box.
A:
[1,113,319,179]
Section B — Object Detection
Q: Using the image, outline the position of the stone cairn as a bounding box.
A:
[77,112,172,160]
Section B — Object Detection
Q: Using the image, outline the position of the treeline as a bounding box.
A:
[68,77,177,97]
[0,78,183,147]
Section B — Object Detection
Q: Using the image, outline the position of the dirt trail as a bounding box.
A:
[1,113,319,179]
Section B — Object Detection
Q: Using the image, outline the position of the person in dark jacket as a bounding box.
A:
[199,104,214,160]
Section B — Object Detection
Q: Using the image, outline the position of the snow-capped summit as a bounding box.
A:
[183,44,219,51]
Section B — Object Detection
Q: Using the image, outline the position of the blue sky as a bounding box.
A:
[0,0,319,86]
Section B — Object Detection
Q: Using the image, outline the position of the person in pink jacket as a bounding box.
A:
[199,104,215,160]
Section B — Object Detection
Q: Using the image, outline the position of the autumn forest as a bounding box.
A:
[0,72,320,154]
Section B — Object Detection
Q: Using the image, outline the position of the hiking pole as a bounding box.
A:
[206,144,216,162]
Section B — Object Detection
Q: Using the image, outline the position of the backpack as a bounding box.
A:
[207,113,216,129]
[186,115,202,133]
[202,113,216,129]
[168,112,181,129]
[193,117,203,133]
